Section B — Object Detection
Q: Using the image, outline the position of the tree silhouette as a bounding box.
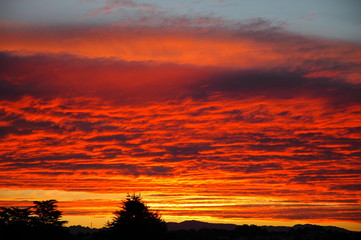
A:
[0,206,35,239]
[31,199,69,240]
[0,200,69,240]
[108,193,167,239]
[0,206,33,227]
[33,199,67,227]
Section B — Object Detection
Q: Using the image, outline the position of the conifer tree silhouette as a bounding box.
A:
[108,194,167,239]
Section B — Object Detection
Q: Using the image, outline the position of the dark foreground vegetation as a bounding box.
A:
[0,199,69,240]
[1,195,360,240]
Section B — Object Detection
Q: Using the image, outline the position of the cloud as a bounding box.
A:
[244,163,283,173]
[1,22,360,81]
[0,78,22,101]
[164,143,214,156]
[1,51,360,110]
[330,184,361,191]
[0,125,32,138]
[192,69,361,106]
[0,51,217,103]
[86,0,156,16]
[86,134,129,142]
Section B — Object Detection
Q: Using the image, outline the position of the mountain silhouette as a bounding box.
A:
[167,220,238,231]
[166,220,356,233]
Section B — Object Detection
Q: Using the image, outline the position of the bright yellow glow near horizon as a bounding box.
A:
[1,189,360,231]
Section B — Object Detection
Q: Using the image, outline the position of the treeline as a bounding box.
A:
[1,195,360,240]
[0,194,166,240]
[0,199,69,240]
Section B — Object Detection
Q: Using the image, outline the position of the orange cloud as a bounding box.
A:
[1,23,360,83]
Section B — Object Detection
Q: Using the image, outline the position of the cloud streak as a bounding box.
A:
[85,0,157,17]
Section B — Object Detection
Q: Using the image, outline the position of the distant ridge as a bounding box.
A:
[166,220,355,233]
[68,221,358,234]
[68,225,103,235]
[167,220,238,231]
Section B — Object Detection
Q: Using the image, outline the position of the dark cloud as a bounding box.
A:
[245,163,283,173]
[69,120,105,132]
[12,118,61,131]
[248,144,289,151]
[330,184,361,191]
[191,69,361,105]
[149,166,173,175]
[0,125,32,138]
[313,199,359,203]
[99,148,123,159]
[29,171,74,176]
[164,143,214,156]
[86,134,129,143]
[0,51,207,103]
[4,161,173,177]
[187,106,220,117]
[290,169,361,184]
[0,109,66,138]
[216,163,283,174]
[130,149,166,158]
[102,164,174,177]
[2,153,92,165]
[0,78,23,101]
[2,50,360,107]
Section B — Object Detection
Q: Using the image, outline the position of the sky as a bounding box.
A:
[0,0,360,231]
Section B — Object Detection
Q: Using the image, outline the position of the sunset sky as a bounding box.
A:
[1,0,361,231]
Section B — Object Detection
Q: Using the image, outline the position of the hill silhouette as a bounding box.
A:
[167,220,356,233]
[69,220,358,233]
[167,220,238,231]
[68,220,361,240]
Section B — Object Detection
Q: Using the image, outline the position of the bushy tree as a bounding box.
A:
[33,199,67,227]
[0,206,33,227]
[0,200,69,240]
[108,194,167,239]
